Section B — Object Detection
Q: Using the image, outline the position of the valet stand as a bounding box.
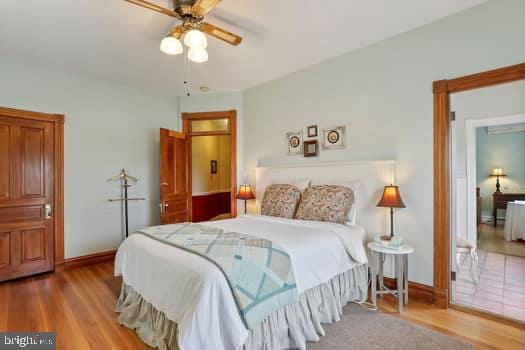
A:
[107,169,145,238]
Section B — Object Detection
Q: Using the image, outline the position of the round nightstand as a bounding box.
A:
[367,242,414,312]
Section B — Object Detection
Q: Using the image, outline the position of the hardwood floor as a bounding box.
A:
[478,223,525,257]
[376,297,524,350]
[0,262,150,349]
[0,262,524,350]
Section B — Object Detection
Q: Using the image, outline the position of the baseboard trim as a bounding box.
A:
[432,287,449,308]
[382,277,435,304]
[61,250,117,269]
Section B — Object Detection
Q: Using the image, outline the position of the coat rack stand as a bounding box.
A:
[107,169,145,238]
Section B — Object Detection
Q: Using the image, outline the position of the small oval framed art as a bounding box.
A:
[286,131,303,155]
[322,126,346,150]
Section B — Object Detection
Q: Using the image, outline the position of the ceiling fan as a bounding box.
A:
[125,0,242,63]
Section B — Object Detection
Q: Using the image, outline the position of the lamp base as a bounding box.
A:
[380,234,393,241]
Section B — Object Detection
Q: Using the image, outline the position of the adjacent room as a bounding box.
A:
[477,123,525,257]
[453,119,525,321]
[1,1,524,349]
[449,80,525,322]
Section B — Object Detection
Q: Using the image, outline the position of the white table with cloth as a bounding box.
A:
[504,201,525,241]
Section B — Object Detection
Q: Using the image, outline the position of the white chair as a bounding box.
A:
[456,236,478,284]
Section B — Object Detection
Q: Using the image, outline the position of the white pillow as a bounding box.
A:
[289,178,311,192]
[267,178,311,192]
[310,180,362,225]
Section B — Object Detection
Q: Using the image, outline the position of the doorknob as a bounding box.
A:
[44,204,52,219]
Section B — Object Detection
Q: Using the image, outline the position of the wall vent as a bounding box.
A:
[487,123,525,135]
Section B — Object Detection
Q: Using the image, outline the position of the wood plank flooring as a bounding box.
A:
[0,262,524,350]
[376,296,524,350]
[0,262,149,349]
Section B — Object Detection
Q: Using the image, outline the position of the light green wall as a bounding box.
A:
[476,127,525,218]
[242,0,525,285]
[0,59,178,258]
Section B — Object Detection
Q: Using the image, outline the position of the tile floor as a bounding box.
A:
[455,249,525,322]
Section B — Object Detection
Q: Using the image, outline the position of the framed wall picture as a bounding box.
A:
[303,140,318,157]
[307,125,318,138]
[286,131,303,155]
[322,126,346,150]
[210,160,217,174]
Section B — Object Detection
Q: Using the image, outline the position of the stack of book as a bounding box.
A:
[370,235,404,251]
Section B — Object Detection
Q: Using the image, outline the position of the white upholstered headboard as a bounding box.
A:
[255,160,396,240]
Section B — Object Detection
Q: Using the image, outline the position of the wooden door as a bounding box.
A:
[0,116,55,281]
[160,128,190,224]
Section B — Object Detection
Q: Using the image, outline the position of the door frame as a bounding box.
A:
[182,110,237,220]
[433,63,525,308]
[0,107,65,265]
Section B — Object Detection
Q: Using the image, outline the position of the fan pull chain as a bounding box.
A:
[184,50,192,97]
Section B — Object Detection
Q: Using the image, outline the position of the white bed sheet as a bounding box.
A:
[114,214,368,350]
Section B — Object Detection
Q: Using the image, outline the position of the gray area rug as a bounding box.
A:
[306,303,473,350]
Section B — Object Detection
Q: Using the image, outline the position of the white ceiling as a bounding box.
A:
[0,0,487,97]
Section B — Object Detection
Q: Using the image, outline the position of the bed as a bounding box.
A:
[115,161,395,349]
[115,214,368,350]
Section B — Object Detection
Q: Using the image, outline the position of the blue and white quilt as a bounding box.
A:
[137,223,299,329]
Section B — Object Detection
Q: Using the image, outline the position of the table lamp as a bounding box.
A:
[237,184,255,215]
[377,184,405,241]
[489,168,506,194]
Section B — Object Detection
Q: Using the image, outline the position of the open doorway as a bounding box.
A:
[449,81,525,322]
[475,121,525,257]
[182,111,237,222]
[191,135,231,221]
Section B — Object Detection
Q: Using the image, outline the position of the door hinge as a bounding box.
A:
[451,271,456,281]
[450,111,456,121]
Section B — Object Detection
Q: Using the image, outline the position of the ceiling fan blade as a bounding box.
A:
[192,0,222,17]
[200,22,242,46]
[125,0,178,17]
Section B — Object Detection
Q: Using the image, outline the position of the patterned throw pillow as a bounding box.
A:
[295,185,354,224]
[260,184,302,219]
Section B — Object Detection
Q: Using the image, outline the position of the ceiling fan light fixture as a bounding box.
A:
[188,47,208,63]
[184,29,208,49]
[160,36,183,55]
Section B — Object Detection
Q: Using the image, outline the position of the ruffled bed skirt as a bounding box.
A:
[115,264,368,350]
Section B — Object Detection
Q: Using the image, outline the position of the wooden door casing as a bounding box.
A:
[0,115,55,281]
[160,128,189,224]
[433,63,525,309]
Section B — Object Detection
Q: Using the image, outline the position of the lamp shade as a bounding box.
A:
[237,184,255,200]
[490,168,506,177]
[377,185,405,208]
[184,29,208,49]
[160,36,183,55]
[187,47,208,63]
